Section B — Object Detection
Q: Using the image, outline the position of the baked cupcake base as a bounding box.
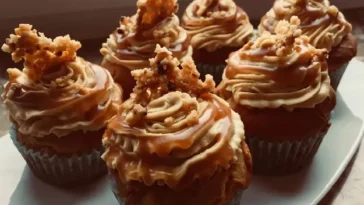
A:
[227,91,335,175]
[246,131,326,175]
[108,170,245,205]
[106,140,252,205]
[10,126,107,187]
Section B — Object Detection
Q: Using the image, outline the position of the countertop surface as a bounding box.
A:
[1,8,364,205]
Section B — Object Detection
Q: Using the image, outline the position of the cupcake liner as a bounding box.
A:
[228,190,244,205]
[329,63,348,90]
[109,171,244,205]
[246,131,326,175]
[196,63,226,84]
[109,171,122,204]
[10,126,107,186]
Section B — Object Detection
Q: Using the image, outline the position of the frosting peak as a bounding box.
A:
[102,45,246,190]
[182,0,253,51]
[2,25,122,138]
[218,17,332,110]
[259,0,352,51]
[244,16,307,58]
[100,0,192,71]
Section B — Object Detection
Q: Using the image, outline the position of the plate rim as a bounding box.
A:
[311,126,364,204]
[309,58,364,204]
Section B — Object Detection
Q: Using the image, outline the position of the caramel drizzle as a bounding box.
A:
[105,94,235,189]
[262,0,343,32]
[115,33,191,60]
[6,62,114,114]
[225,45,320,86]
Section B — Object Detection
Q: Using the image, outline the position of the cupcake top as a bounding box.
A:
[259,0,352,51]
[102,45,249,190]
[100,0,192,71]
[218,16,332,111]
[1,24,122,137]
[182,0,254,52]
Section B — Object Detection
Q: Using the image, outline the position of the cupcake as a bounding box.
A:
[217,17,336,175]
[102,45,252,205]
[182,0,254,83]
[100,0,192,99]
[1,24,122,186]
[258,0,357,89]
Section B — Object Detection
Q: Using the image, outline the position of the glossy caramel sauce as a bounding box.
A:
[105,94,235,189]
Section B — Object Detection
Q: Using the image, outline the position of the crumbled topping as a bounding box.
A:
[116,16,135,38]
[164,117,175,127]
[135,0,178,34]
[123,45,215,125]
[1,24,81,81]
[185,110,199,126]
[327,5,339,16]
[125,104,147,126]
[242,16,314,57]
[114,0,181,48]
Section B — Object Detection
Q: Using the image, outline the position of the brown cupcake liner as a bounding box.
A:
[229,190,244,205]
[246,131,327,175]
[329,63,348,90]
[10,126,107,186]
[108,170,244,205]
[196,63,226,84]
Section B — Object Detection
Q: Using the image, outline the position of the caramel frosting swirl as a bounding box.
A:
[1,24,122,137]
[259,0,352,51]
[102,45,247,189]
[144,92,201,134]
[182,0,254,52]
[218,17,332,111]
[100,0,192,71]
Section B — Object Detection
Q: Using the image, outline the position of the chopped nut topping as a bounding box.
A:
[242,16,325,58]
[135,0,178,34]
[164,117,175,127]
[123,45,215,126]
[1,24,81,81]
[125,104,147,126]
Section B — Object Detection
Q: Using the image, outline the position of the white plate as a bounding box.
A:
[1,59,364,205]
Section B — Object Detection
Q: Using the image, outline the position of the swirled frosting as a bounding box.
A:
[217,17,332,111]
[182,0,254,52]
[1,24,122,137]
[259,0,352,51]
[102,45,248,190]
[100,0,192,71]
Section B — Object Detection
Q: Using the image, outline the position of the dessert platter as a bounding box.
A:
[0,0,363,205]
